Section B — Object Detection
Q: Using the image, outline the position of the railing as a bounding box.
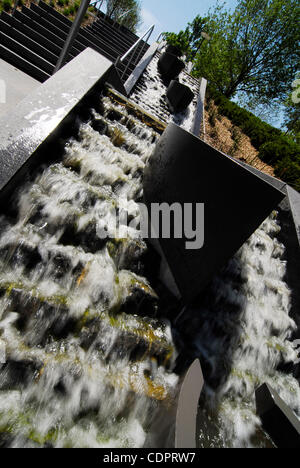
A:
[113,7,134,29]
[12,0,20,16]
[117,24,155,80]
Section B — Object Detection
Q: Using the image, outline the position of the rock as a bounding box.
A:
[166,80,194,114]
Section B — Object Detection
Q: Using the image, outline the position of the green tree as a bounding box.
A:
[164,0,300,103]
[105,0,141,33]
[164,15,209,61]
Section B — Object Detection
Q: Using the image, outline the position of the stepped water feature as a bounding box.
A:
[0,89,180,448]
[0,24,299,447]
[0,0,149,82]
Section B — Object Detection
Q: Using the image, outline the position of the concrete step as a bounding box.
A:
[0,30,54,75]
[38,0,73,27]
[89,21,134,51]
[0,19,58,66]
[96,13,139,42]
[0,44,49,82]
[29,3,120,64]
[31,2,70,35]
[90,20,150,63]
[22,6,84,53]
[88,23,147,65]
[38,0,139,54]
[0,11,63,57]
[14,9,68,52]
[92,18,136,49]
[86,24,130,55]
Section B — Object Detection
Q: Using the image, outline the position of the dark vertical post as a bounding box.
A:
[12,0,19,16]
[53,0,91,74]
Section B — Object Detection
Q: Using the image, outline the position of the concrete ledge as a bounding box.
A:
[191,78,207,137]
[0,48,125,208]
[175,359,204,448]
[0,59,40,118]
[286,185,300,248]
[125,42,160,95]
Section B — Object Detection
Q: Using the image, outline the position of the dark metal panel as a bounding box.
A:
[143,123,286,303]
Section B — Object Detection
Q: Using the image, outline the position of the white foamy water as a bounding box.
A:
[180,213,300,448]
[129,53,200,132]
[0,95,178,448]
[0,88,299,449]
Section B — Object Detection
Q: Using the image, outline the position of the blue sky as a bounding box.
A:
[138,0,238,38]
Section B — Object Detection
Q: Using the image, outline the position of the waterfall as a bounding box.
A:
[0,82,299,448]
[0,93,178,448]
[175,214,300,447]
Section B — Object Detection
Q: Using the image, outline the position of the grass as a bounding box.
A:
[0,0,13,13]
[0,0,97,24]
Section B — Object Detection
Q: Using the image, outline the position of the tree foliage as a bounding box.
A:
[105,0,142,32]
[164,0,300,103]
[207,86,300,191]
[164,16,208,61]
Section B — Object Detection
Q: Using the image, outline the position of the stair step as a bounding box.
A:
[31,3,70,34]
[38,0,73,27]
[22,6,78,45]
[0,11,62,57]
[92,18,136,49]
[0,19,58,66]
[0,30,54,75]
[97,13,139,42]
[0,43,49,82]
[90,20,150,62]
[14,9,65,50]
[28,4,119,63]
[87,25,134,56]
[20,6,84,59]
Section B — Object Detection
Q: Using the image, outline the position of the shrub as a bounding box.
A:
[274,157,300,192]
[2,0,12,12]
[259,137,300,165]
[207,85,300,191]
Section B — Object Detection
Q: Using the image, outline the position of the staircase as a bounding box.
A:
[0,0,150,83]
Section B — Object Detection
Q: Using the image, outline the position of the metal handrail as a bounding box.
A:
[118,7,135,21]
[117,24,155,79]
[111,6,135,29]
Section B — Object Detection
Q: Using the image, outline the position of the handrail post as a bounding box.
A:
[53,0,91,74]
[12,0,19,16]
[119,24,155,80]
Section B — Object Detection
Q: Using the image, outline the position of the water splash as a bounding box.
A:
[0,88,299,448]
[0,95,178,448]
[175,213,300,448]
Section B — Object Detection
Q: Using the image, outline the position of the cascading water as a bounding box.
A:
[129,53,200,132]
[127,52,300,447]
[0,93,179,448]
[0,80,299,448]
[175,213,300,447]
